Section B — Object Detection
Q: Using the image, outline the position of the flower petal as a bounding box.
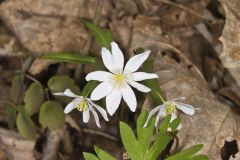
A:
[89,106,100,128]
[53,92,65,96]
[155,105,166,128]
[64,101,75,113]
[129,81,151,92]
[174,101,200,115]
[124,50,150,73]
[101,47,116,73]
[83,109,90,123]
[121,84,137,112]
[170,112,177,122]
[53,89,79,98]
[111,42,124,72]
[144,105,161,127]
[87,99,109,121]
[86,71,113,82]
[90,82,113,101]
[64,89,79,97]
[106,89,122,116]
[132,72,158,81]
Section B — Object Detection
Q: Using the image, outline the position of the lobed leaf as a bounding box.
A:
[165,144,204,160]
[48,75,80,103]
[16,107,37,139]
[5,105,17,129]
[119,121,140,160]
[94,146,116,160]
[39,101,65,130]
[83,152,100,160]
[24,82,44,115]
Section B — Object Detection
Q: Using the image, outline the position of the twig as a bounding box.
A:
[42,128,64,160]
[83,128,118,142]
[74,0,104,81]
[0,100,15,107]
[158,0,212,22]
[172,135,179,154]
[24,74,41,85]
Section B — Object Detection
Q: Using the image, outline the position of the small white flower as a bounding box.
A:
[144,97,200,129]
[53,89,109,128]
[86,42,158,115]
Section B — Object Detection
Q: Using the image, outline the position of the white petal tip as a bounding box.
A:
[143,123,148,128]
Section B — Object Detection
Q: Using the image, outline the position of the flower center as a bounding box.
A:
[166,102,177,115]
[76,100,88,111]
[113,74,125,86]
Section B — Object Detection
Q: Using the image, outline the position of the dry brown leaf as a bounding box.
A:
[219,0,240,88]
[0,128,37,160]
[130,15,240,159]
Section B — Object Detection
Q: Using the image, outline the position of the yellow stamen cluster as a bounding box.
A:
[76,100,88,111]
[113,74,125,87]
[166,102,177,115]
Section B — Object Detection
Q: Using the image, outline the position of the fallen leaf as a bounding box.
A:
[219,0,240,88]
[130,15,240,159]
[0,128,37,160]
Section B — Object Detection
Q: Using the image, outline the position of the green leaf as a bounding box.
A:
[85,21,112,50]
[169,117,181,131]
[81,81,98,97]
[39,101,65,130]
[5,105,17,129]
[83,152,100,160]
[16,107,37,139]
[146,115,172,160]
[143,56,164,105]
[159,115,171,132]
[41,53,96,64]
[137,110,155,155]
[190,155,209,160]
[94,146,116,160]
[47,75,80,103]
[11,74,24,103]
[165,144,204,160]
[24,83,44,115]
[119,121,140,160]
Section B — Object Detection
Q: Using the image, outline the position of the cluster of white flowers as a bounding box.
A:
[54,42,199,128]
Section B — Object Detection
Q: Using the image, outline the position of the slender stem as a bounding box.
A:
[158,0,212,22]
[83,128,118,142]
[0,99,15,107]
[24,74,42,85]
[74,0,104,81]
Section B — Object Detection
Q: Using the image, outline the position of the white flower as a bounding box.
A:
[86,42,158,116]
[144,97,200,128]
[53,89,109,128]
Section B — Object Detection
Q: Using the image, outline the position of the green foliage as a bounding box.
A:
[83,111,208,160]
[120,111,175,160]
[83,146,115,160]
[16,107,37,139]
[41,53,96,64]
[48,75,80,103]
[5,106,17,129]
[83,152,99,160]
[85,21,113,50]
[94,146,116,160]
[166,145,208,160]
[143,54,165,105]
[11,74,24,104]
[24,83,44,115]
[81,81,98,97]
[39,101,65,130]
